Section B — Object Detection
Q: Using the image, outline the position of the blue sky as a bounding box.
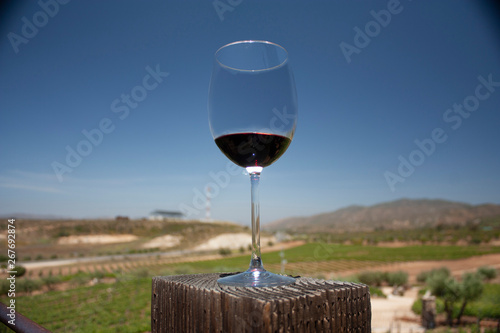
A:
[1,0,499,225]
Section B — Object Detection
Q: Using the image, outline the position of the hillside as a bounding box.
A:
[0,218,251,260]
[265,198,500,232]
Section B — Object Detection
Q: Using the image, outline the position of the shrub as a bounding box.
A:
[13,265,26,278]
[477,266,497,281]
[17,279,43,294]
[357,271,384,286]
[218,248,231,256]
[94,270,106,279]
[71,275,89,286]
[386,271,408,287]
[42,276,61,291]
[418,267,451,284]
[416,271,430,284]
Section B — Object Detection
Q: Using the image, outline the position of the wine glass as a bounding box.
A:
[208,40,298,287]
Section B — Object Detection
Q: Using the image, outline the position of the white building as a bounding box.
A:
[148,210,185,221]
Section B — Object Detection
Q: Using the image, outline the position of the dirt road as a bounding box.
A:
[333,253,500,283]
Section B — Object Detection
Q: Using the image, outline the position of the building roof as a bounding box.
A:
[150,210,184,217]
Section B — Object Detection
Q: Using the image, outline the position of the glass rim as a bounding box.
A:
[214,40,289,72]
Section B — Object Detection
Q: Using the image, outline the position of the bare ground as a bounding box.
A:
[331,253,500,283]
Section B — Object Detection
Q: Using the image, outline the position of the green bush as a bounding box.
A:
[477,266,497,281]
[417,267,451,284]
[357,271,385,286]
[386,271,408,287]
[355,270,409,287]
[71,274,90,286]
[17,279,43,294]
[13,265,26,278]
[416,271,430,284]
[42,275,61,291]
[218,248,232,256]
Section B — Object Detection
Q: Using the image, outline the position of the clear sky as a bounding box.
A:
[1,0,499,225]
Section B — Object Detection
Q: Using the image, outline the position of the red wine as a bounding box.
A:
[215,132,291,168]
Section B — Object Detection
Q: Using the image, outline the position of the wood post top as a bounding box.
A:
[154,272,367,300]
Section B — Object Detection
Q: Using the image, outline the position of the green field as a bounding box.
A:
[178,243,500,273]
[2,243,500,332]
[2,277,152,332]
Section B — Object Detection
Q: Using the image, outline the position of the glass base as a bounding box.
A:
[217,260,296,287]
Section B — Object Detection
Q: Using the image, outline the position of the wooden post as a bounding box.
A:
[152,273,371,332]
[421,295,436,329]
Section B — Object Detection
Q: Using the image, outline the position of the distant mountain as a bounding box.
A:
[265,199,500,232]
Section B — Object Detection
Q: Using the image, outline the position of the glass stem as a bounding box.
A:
[247,167,263,270]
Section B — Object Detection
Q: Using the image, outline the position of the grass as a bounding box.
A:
[1,276,152,332]
[166,243,500,274]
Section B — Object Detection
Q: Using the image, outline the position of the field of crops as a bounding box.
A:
[2,276,152,332]
[22,242,500,280]
[2,242,500,332]
[184,243,500,274]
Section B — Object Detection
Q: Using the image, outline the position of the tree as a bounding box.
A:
[426,268,460,326]
[425,267,484,326]
[456,272,483,325]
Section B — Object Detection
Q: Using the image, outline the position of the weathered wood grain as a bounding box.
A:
[152,273,371,332]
